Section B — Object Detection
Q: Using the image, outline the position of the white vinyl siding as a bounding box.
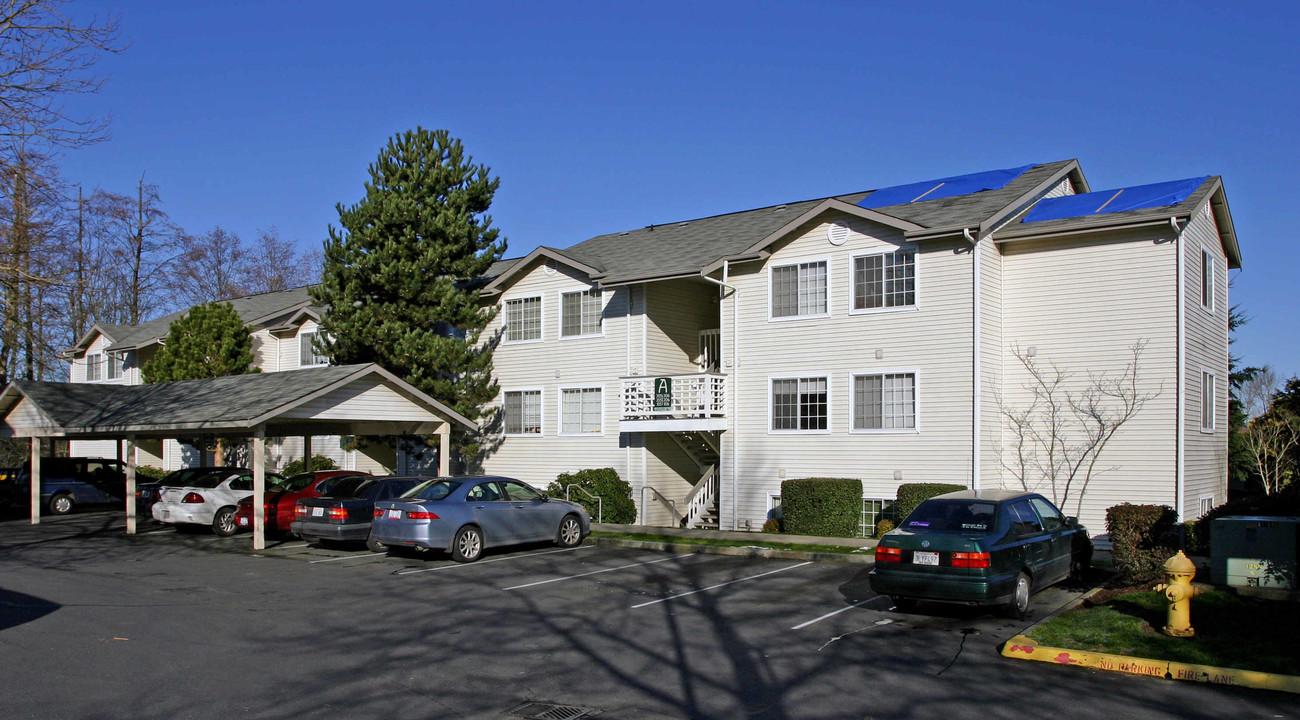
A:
[1200,370,1216,432]
[770,376,829,432]
[1181,204,1229,518]
[560,288,603,338]
[770,259,828,320]
[851,250,915,312]
[503,295,542,343]
[852,372,917,431]
[559,387,603,435]
[299,331,327,367]
[503,389,542,436]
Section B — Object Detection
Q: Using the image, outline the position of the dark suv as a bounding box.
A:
[1,458,127,515]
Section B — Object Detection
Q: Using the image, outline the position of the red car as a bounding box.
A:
[233,470,370,534]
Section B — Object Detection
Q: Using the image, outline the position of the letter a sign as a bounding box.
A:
[653,377,673,411]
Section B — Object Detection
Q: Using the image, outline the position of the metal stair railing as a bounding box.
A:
[639,485,681,526]
[565,484,603,524]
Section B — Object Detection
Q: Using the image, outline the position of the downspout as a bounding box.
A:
[964,228,981,492]
[1173,216,1185,522]
[701,262,738,530]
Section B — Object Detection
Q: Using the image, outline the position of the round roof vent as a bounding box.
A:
[827,222,850,246]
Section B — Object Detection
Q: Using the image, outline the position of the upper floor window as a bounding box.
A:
[503,296,542,343]
[561,288,603,338]
[503,389,542,436]
[1200,249,1214,312]
[300,332,328,367]
[771,376,828,432]
[1201,370,1216,432]
[852,250,915,311]
[852,372,916,431]
[106,353,124,380]
[771,260,828,319]
[560,387,603,435]
[85,353,104,382]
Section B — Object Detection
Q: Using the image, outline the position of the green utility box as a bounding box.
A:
[1210,516,1299,589]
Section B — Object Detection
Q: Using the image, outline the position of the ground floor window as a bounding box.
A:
[560,387,603,435]
[861,497,896,538]
[504,390,542,436]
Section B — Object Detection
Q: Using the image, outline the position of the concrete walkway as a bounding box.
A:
[590,523,876,563]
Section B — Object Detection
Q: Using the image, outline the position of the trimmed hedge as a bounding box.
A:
[135,465,167,480]
[546,468,636,524]
[781,477,862,538]
[1107,503,1179,582]
[894,483,967,526]
[282,454,340,476]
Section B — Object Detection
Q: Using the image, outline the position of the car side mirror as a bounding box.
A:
[1065,516,1078,526]
[540,493,550,501]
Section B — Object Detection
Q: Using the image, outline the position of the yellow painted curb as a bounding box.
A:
[1001,635,1300,694]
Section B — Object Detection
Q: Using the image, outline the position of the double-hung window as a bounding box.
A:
[771,376,828,432]
[852,250,915,311]
[852,372,916,431]
[560,387,603,435]
[84,353,103,382]
[1200,249,1214,312]
[770,260,828,319]
[300,331,328,367]
[1201,371,1216,432]
[504,390,542,436]
[106,353,124,380]
[503,296,542,343]
[561,288,603,337]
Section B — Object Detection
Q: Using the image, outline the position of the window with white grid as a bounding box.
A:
[84,353,103,382]
[771,376,828,431]
[771,260,828,319]
[503,390,542,436]
[852,372,916,431]
[300,332,328,366]
[1201,371,1216,432]
[561,289,603,337]
[560,387,603,434]
[853,250,915,311]
[503,296,542,342]
[106,353,124,380]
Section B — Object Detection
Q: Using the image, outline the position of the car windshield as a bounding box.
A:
[903,500,997,533]
[323,476,375,498]
[401,479,461,501]
[278,473,318,492]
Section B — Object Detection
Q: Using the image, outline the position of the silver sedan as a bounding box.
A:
[370,476,591,562]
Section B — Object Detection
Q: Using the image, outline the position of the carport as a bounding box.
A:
[0,364,476,549]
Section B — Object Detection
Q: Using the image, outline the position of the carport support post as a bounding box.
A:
[303,435,312,471]
[253,425,266,551]
[438,426,450,477]
[29,437,40,524]
[125,434,137,535]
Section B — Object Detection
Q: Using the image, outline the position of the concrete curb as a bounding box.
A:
[1001,635,1300,694]
[589,536,875,564]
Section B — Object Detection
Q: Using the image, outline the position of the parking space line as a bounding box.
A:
[790,596,890,630]
[142,529,173,535]
[502,553,693,591]
[396,545,592,575]
[308,552,388,564]
[631,561,814,609]
[276,543,309,549]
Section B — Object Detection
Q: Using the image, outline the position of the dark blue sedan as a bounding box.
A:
[291,475,422,549]
[371,476,591,562]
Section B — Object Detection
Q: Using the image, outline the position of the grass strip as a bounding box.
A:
[1029,589,1299,675]
[590,530,871,555]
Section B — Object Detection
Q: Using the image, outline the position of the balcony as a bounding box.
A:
[620,373,727,432]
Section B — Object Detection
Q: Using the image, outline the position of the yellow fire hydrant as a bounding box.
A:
[1153,550,1201,637]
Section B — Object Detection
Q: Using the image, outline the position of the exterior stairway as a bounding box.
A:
[671,431,721,529]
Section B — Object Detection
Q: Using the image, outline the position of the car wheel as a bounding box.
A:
[365,532,387,553]
[891,596,917,612]
[452,526,483,563]
[1070,552,1092,582]
[212,507,238,537]
[555,514,583,548]
[48,494,74,515]
[1006,571,1031,619]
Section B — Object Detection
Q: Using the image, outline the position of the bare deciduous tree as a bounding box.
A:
[998,340,1160,516]
[1238,368,1299,495]
[87,174,178,324]
[175,225,247,304]
[240,227,317,294]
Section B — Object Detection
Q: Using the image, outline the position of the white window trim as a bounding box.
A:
[502,387,544,438]
[849,369,921,434]
[767,373,832,435]
[105,352,124,381]
[1200,248,1215,314]
[1200,369,1217,434]
[559,287,605,340]
[84,352,103,382]
[299,331,328,368]
[501,293,544,345]
[767,256,832,323]
[557,384,605,436]
[847,247,920,316]
[1198,495,1215,519]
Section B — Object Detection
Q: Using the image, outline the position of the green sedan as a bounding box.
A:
[868,489,1092,617]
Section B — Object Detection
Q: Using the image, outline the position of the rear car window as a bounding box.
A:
[403,479,460,501]
[325,476,375,497]
[903,500,997,533]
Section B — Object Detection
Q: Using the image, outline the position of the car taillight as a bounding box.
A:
[876,546,902,563]
[264,503,273,511]
[181,492,204,503]
[327,507,347,521]
[407,511,438,520]
[374,507,384,517]
[295,504,307,517]
[952,551,991,569]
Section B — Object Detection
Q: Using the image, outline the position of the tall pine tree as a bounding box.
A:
[311,128,506,458]
[141,301,258,383]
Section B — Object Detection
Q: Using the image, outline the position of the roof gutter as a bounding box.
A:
[1173,215,1186,523]
[993,216,1191,245]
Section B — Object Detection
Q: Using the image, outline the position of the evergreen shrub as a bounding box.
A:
[282,455,340,476]
[893,483,967,526]
[1106,503,1179,582]
[781,478,862,538]
[546,468,635,524]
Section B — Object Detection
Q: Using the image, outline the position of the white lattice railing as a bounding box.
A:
[621,373,726,420]
[683,465,718,529]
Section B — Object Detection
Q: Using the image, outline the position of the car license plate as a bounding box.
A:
[913,551,939,566]
[387,509,401,519]
[311,507,324,517]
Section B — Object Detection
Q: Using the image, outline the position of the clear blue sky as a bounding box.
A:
[59,0,1298,380]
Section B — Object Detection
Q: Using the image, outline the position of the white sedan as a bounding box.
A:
[151,468,284,536]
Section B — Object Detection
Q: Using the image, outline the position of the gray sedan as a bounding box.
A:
[370,476,591,562]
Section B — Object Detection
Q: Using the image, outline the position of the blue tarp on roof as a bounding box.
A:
[858,164,1035,209]
[1022,177,1208,223]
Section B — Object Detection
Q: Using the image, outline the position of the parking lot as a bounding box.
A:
[1,511,1295,720]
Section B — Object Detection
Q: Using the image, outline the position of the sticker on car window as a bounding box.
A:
[961,523,988,530]
[907,521,930,527]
